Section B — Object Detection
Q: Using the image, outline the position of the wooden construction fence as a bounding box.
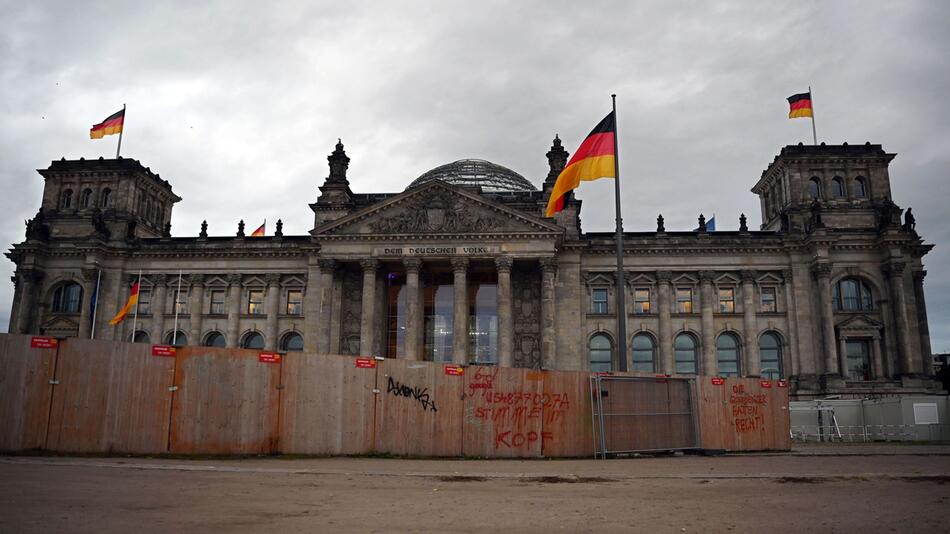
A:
[0,334,790,456]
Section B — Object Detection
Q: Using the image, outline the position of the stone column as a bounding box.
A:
[359,259,379,357]
[656,270,673,374]
[813,263,839,376]
[871,334,885,379]
[265,273,281,351]
[451,257,469,364]
[540,257,558,370]
[885,261,915,376]
[14,269,42,334]
[699,270,716,375]
[838,335,850,380]
[913,270,934,376]
[188,274,205,347]
[495,256,514,367]
[152,274,168,344]
[79,267,98,338]
[741,270,760,377]
[303,260,322,353]
[404,259,423,360]
[225,273,242,347]
[317,260,336,354]
[781,269,799,378]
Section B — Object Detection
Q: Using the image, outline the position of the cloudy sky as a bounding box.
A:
[1,1,948,350]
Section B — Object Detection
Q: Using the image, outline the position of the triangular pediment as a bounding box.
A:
[836,314,883,332]
[313,180,562,238]
[41,316,79,337]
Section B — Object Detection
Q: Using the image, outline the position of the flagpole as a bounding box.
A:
[173,269,182,346]
[131,270,141,341]
[116,104,126,158]
[90,268,102,339]
[611,94,628,372]
[808,86,817,145]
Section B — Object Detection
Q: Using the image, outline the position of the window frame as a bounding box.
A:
[137,288,152,315]
[716,332,742,377]
[675,287,693,314]
[853,177,868,198]
[51,282,83,314]
[164,330,188,347]
[204,331,226,347]
[831,176,846,198]
[241,331,265,350]
[286,289,303,316]
[832,278,874,311]
[760,286,778,313]
[172,287,189,315]
[589,333,613,372]
[845,339,871,381]
[759,332,783,380]
[209,289,226,315]
[247,288,265,315]
[591,288,609,315]
[807,177,822,199]
[718,287,736,313]
[633,288,651,314]
[674,333,698,374]
[631,333,656,373]
[280,332,304,352]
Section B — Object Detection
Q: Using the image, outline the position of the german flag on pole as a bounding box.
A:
[545,112,616,217]
[109,281,139,326]
[90,109,125,139]
[787,92,813,119]
[250,221,265,237]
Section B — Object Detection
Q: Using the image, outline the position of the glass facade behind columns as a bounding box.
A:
[424,271,455,362]
[468,271,498,364]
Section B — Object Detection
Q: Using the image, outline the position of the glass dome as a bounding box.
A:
[406,159,536,193]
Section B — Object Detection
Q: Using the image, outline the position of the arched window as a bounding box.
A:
[51,282,83,313]
[164,331,187,347]
[759,332,783,379]
[831,177,845,198]
[854,177,867,197]
[131,331,150,344]
[100,188,112,208]
[60,189,73,209]
[674,333,698,374]
[631,333,656,373]
[80,188,94,208]
[589,333,613,372]
[241,332,265,350]
[807,178,821,199]
[280,332,304,352]
[204,331,226,347]
[832,278,874,311]
[716,332,741,377]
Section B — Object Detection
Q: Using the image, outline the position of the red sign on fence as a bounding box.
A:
[152,345,176,357]
[30,336,58,349]
[711,376,725,386]
[355,357,376,369]
[258,352,281,363]
[760,380,773,388]
[776,379,789,388]
[444,365,464,376]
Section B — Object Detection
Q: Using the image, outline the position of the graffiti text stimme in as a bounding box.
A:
[387,376,438,412]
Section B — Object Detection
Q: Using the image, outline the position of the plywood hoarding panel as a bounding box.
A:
[0,334,56,451]
[540,370,594,458]
[462,366,544,458]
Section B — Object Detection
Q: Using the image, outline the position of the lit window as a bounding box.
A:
[674,333,697,374]
[247,289,265,315]
[173,288,189,314]
[760,287,777,313]
[716,333,741,377]
[589,333,613,372]
[286,290,303,315]
[634,288,651,314]
[718,288,735,313]
[759,332,783,379]
[281,332,304,352]
[832,278,873,311]
[631,334,655,373]
[591,288,608,314]
[52,283,82,313]
[209,290,226,314]
[676,288,693,313]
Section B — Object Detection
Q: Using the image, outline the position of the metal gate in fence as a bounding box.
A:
[590,375,699,458]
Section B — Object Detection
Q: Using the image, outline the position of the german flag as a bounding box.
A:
[109,281,139,326]
[545,112,616,217]
[90,109,125,139]
[250,221,265,237]
[787,92,813,119]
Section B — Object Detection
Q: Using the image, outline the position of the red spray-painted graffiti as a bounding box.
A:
[729,383,768,434]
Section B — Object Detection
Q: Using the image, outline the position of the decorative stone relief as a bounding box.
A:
[512,266,541,369]
[366,189,509,234]
[338,266,362,355]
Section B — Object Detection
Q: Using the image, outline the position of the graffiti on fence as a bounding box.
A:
[729,383,767,434]
[387,376,438,413]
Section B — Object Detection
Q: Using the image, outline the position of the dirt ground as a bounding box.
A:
[2,445,949,533]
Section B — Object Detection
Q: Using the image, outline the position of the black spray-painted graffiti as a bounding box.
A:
[387,376,438,413]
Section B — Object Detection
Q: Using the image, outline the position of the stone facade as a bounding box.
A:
[6,140,937,399]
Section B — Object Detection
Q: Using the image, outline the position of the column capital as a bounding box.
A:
[494,256,513,273]
[656,270,672,283]
[781,268,793,283]
[17,268,44,284]
[81,267,99,282]
[740,270,757,283]
[539,257,558,273]
[698,270,716,283]
[226,273,242,286]
[810,262,832,278]
[403,258,422,273]
[360,258,379,273]
[317,258,338,271]
[883,260,906,277]
[265,273,281,286]
[450,257,469,273]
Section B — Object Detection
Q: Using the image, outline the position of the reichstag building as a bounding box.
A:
[7,138,938,398]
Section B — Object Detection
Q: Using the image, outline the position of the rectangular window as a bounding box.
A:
[209,290,226,315]
[286,290,303,315]
[718,288,735,313]
[247,289,265,315]
[591,288,608,314]
[845,339,871,381]
[137,289,151,315]
[676,288,692,313]
[173,289,189,314]
[634,288,651,314]
[760,287,777,313]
